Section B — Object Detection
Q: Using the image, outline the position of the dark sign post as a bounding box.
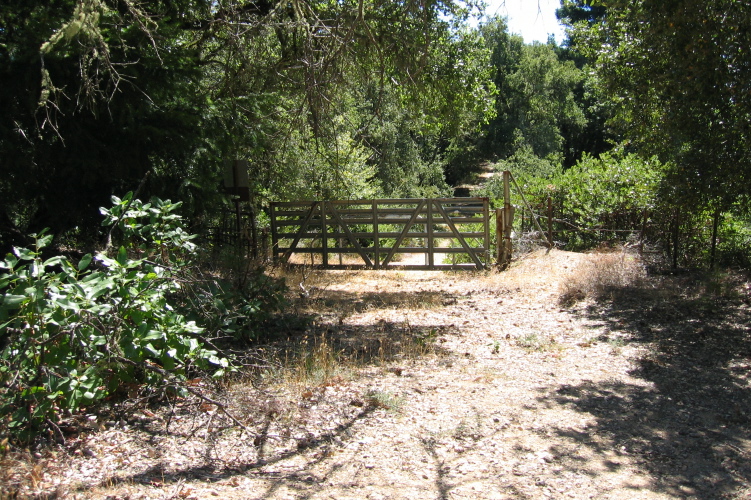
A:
[223,160,257,256]
[223,159,250,201]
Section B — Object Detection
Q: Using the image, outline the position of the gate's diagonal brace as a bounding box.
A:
[433,200,484,269]
[326,202,374,267]
[381,199,426,267]
[282,202,320,262]
[509,173,551,252]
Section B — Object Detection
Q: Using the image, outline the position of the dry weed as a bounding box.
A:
[364,390,405,412]
[275,333,346,389]
[558,250,646,307]
[515,332,562,353]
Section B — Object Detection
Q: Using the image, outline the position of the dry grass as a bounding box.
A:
[281,333,346,388]
[364,390,405,412]
[0,449,69,500]
[515,332,563,353]
[558,250,647,307]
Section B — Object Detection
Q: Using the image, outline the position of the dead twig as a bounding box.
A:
[112,356,258,440]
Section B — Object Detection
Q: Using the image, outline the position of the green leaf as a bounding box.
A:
[12,247,35,261]
[78,254,93,271]
[43,256,65,268]
[37,234,53,249]
[86,279,114,300]
[208,354,228,367]
[116,246,128,266]
[1,294,27,309]
[1,254,18,269]
[54,298,79,312]
[142,331,165,341]
[89,334,107,346]
[94,254,116,268]
[144,343,160,357]
[88,304,111,315]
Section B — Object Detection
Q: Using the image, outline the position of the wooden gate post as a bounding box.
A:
[321,202,328,267]
[497,171,514,269]
[373,200,380,269]
[496,207,503,264]
[427,199,434,268]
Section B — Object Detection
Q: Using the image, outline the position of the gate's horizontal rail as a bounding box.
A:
[270,197,490,270]
[277,247,486,254]
[273,230,487,238]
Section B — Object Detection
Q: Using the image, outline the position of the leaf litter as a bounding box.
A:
[2,249,751,499]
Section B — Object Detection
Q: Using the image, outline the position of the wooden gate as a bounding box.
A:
[270,198,490,270]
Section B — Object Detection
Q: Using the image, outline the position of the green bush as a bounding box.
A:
[556,151,662,235]
[0,194,235,442]
[195,269,288,342]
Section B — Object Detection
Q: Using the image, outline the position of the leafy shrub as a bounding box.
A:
[552,151,663,249]
[717,212,751,268]
[0,194,234,442]
[195,270,288,342]
[502,144,561,181]
[482,150,664,253]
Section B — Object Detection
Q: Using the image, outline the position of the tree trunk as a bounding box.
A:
[710,207,722,270]
[672,209,680,270]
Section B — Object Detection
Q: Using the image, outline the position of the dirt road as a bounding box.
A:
[5,249,751,499]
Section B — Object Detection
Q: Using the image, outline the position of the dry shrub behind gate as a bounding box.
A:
[558,249,647,307]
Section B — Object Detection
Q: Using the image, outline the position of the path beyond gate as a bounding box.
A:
[270,198,490,270]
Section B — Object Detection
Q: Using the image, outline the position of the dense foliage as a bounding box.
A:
[558,0,751,264]
[480,23,586,168]
[480,151,662,248]
[0,0,494,248]
[569,0,751,205]
[1,1,211,247]
[0,194,285,441]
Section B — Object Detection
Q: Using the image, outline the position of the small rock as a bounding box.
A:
[538,451,555,463]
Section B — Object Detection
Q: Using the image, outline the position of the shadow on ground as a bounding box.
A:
[540,273,751,498]
[73,286,459,498]
[287,288,459,364]
[83,405,377,499]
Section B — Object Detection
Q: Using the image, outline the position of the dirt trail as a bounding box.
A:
[5,250,751,499]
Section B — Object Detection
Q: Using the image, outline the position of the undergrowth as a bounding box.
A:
[0,194,287,443]
[558,250,647,307]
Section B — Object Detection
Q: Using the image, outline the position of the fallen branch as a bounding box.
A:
[112,356,259,439]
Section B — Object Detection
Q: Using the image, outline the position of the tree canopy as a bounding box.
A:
[0,0,493,248]
[478,17,590,177]
[565,0,751,207]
